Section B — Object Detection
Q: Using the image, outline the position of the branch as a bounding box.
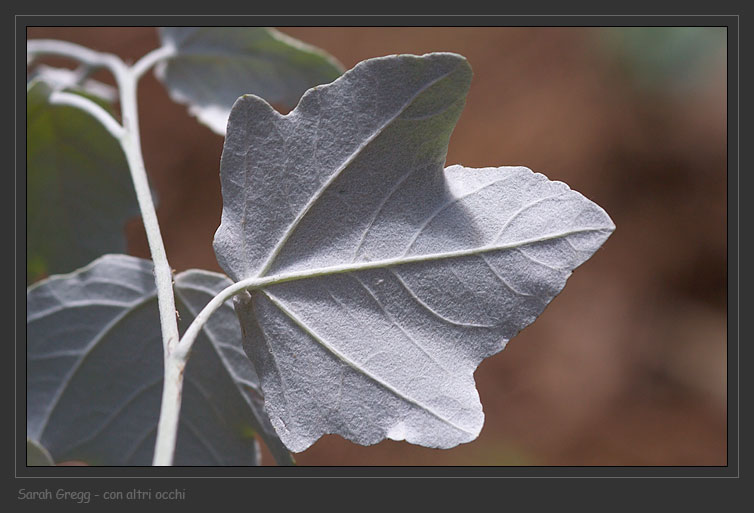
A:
[108,63,184,466]
[28,36,188,466]
[132,45,176,80]
[27,39,124,77]
[48,90,124,140]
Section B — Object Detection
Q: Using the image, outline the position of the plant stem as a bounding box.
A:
[48,90,125,139]
[113,65,181,355]
[111,61,184,467]
[28,39,185,465]
[152,354,185,465]
[132,45,176,81]
[172,281,250,362]
[27,39,124,71]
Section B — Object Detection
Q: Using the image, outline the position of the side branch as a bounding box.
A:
[27,39,125,77]
[48,91,125,139]
[132,45,176,80]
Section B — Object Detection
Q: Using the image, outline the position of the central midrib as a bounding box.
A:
[239,226,609,292]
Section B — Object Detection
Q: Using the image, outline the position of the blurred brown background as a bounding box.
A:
[26,26,728,466]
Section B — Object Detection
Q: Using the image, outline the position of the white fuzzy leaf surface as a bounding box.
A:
[214,52,615,452]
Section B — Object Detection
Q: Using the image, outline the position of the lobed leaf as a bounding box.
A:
[154,27,344,135]
[26,254,292,465]
[214,52,615,452]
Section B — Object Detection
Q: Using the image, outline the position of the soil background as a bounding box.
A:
[26,26,729,467]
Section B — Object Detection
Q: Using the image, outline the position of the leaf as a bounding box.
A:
[26,79,138,284]
[214,52,615,453]
[26,254,292,466]
[26,438,54,466]
[154,27,344,135]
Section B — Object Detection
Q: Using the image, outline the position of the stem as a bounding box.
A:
[152,355,185,466]
[28,39,185,465]
[132,45,176,81]
[27,39,124,75]
[111,62,183,466]
[114,65,181,356]
[48,91,124,139]
[172,280,252,362]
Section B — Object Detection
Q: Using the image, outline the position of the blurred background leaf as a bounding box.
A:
[154,27,344,134]
[598,27,725,93]
[26,79,139,284]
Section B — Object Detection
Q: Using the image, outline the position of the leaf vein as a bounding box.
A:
[56,378,162,459]
[389,267,494,328]
[35,294,158,440]
[349,273,453,377]
[261,289,475,436]
[257,62,466,277]
[478,254,536,298]
[493,191,571,243]
[403,173,517,256]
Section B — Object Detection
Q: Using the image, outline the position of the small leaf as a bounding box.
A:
[26,254,292,465]
[26,79,138,284]
[215,53,615,452]
[154,27,344,134]
[26,438,54,466]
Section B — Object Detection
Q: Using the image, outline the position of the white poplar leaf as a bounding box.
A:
[214,52,615,452]
[154,27,344,135]
[26,254,291,465]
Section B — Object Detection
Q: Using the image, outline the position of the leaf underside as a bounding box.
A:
[155,27,344,135]
[214,52,615,453]
[26,79,138,284]
[26,254,292,466]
